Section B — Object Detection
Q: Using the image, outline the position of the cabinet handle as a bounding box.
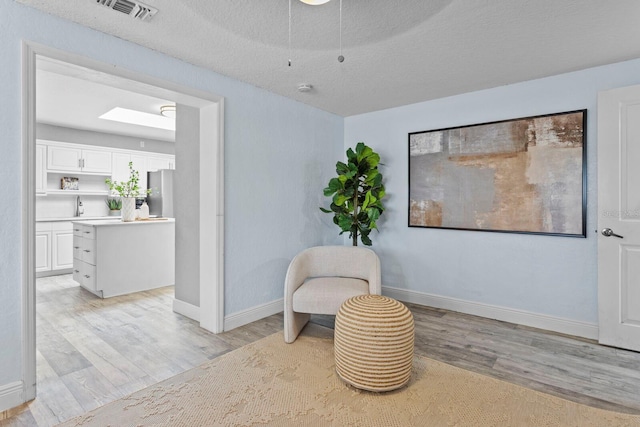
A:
[84,231,91,234]
[84,249,91,253]
[74,269,79,273]
[84,275,90,278]
[74,228,80,231]
[74,246,80,249]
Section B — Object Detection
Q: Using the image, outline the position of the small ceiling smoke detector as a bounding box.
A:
[95,0,158,21]
[297,83,313,93]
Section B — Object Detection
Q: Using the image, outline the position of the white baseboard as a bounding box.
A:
[382,286,599,340]
[0,381,24,413]
[224,298,284,332]
[173,298,200,322]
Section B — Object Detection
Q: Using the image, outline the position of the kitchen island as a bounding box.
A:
[72,218,175,298]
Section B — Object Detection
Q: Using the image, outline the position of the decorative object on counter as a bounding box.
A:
[138,201,150,219]
[61,176,79,190]
[105,161,151,222]
[320,142,386,246]
[105,198,122,216]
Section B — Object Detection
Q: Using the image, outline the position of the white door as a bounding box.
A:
[598,85,640,351]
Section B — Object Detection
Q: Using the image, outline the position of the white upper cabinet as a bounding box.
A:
[47,143,112,174]
[112,152,149,194]
[47,145,81,172]
[147,155,173,171]
[81,148,112,174]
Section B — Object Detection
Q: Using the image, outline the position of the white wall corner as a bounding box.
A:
[224,298,284,332]
[0,381,24,413]
[382,286,599,340]
[173,298,200,322]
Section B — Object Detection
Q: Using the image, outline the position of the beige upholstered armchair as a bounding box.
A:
[284,245,381,343]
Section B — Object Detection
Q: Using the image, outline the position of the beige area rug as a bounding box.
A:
[59,324,640,427]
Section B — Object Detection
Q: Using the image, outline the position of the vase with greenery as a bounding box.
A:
[105,162,150,222]
[320,142,386,246]
[105,197,123,216]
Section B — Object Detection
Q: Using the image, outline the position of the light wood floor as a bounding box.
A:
[2,275,640,426]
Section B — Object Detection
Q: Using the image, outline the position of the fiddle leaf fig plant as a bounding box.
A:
[320,142,386,246]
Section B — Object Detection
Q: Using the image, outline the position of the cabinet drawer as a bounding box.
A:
[72,264,82,284]
[80,239,97,265]
[73,225,84,236]
[73,240,82,260]
[81,263,97,292]
[73,260,97,292]
[74,224,95,239]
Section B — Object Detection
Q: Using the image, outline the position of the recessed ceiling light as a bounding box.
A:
[99,107,175,131]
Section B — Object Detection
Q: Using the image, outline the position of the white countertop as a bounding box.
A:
[73,218,175,226]
[37,216,121,222]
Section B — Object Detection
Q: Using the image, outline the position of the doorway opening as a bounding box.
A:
[21,42,225,407]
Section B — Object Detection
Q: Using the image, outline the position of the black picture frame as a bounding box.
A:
[408,109,587,237]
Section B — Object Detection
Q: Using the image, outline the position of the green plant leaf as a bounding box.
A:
[333,193,348,206]
[321,142,386,246]
[338,215,353,231]
[336,161,349,175]
[361,233,372,246]
[366,152,380,167]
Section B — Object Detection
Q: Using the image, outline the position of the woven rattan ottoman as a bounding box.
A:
[334,295,415,392]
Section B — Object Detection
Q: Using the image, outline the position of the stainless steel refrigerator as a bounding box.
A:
[147,169,174,218]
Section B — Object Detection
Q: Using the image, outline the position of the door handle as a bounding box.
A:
[602,228,624,238]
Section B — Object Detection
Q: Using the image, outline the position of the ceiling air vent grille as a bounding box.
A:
[95,0,158,21]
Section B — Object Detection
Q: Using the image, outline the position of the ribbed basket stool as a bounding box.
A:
[334,295,414,392]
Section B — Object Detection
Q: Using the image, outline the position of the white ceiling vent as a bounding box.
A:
[95,0,158,21]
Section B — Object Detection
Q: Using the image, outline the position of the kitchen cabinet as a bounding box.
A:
[147,155,175,171]
[72,219,175,298]
[36,221,74,274]
[52,223,74,270]
[36,144,46,194]
[47,144,112,174]
[112,152,148,193]
[35,229,51,272]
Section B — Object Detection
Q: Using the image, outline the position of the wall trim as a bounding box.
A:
[224,298,284,332]
[382,286,599,340]
[0,382,24,413]
[173,298,200,322]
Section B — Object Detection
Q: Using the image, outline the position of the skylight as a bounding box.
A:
[99,107,175,131]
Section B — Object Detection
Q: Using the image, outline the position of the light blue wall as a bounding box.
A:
[345,58,640,326]
[0,0,341,388]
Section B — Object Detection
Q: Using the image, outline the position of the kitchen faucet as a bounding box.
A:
[75,195,84,217]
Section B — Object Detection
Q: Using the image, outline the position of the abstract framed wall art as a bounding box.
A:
[408,109,586,237]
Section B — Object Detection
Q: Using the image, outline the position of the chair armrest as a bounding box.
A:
[284,253,311,305]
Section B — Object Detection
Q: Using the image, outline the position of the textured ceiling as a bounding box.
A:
[16,0,640,116]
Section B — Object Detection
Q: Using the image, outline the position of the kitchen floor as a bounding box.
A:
[2,276,640,425]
